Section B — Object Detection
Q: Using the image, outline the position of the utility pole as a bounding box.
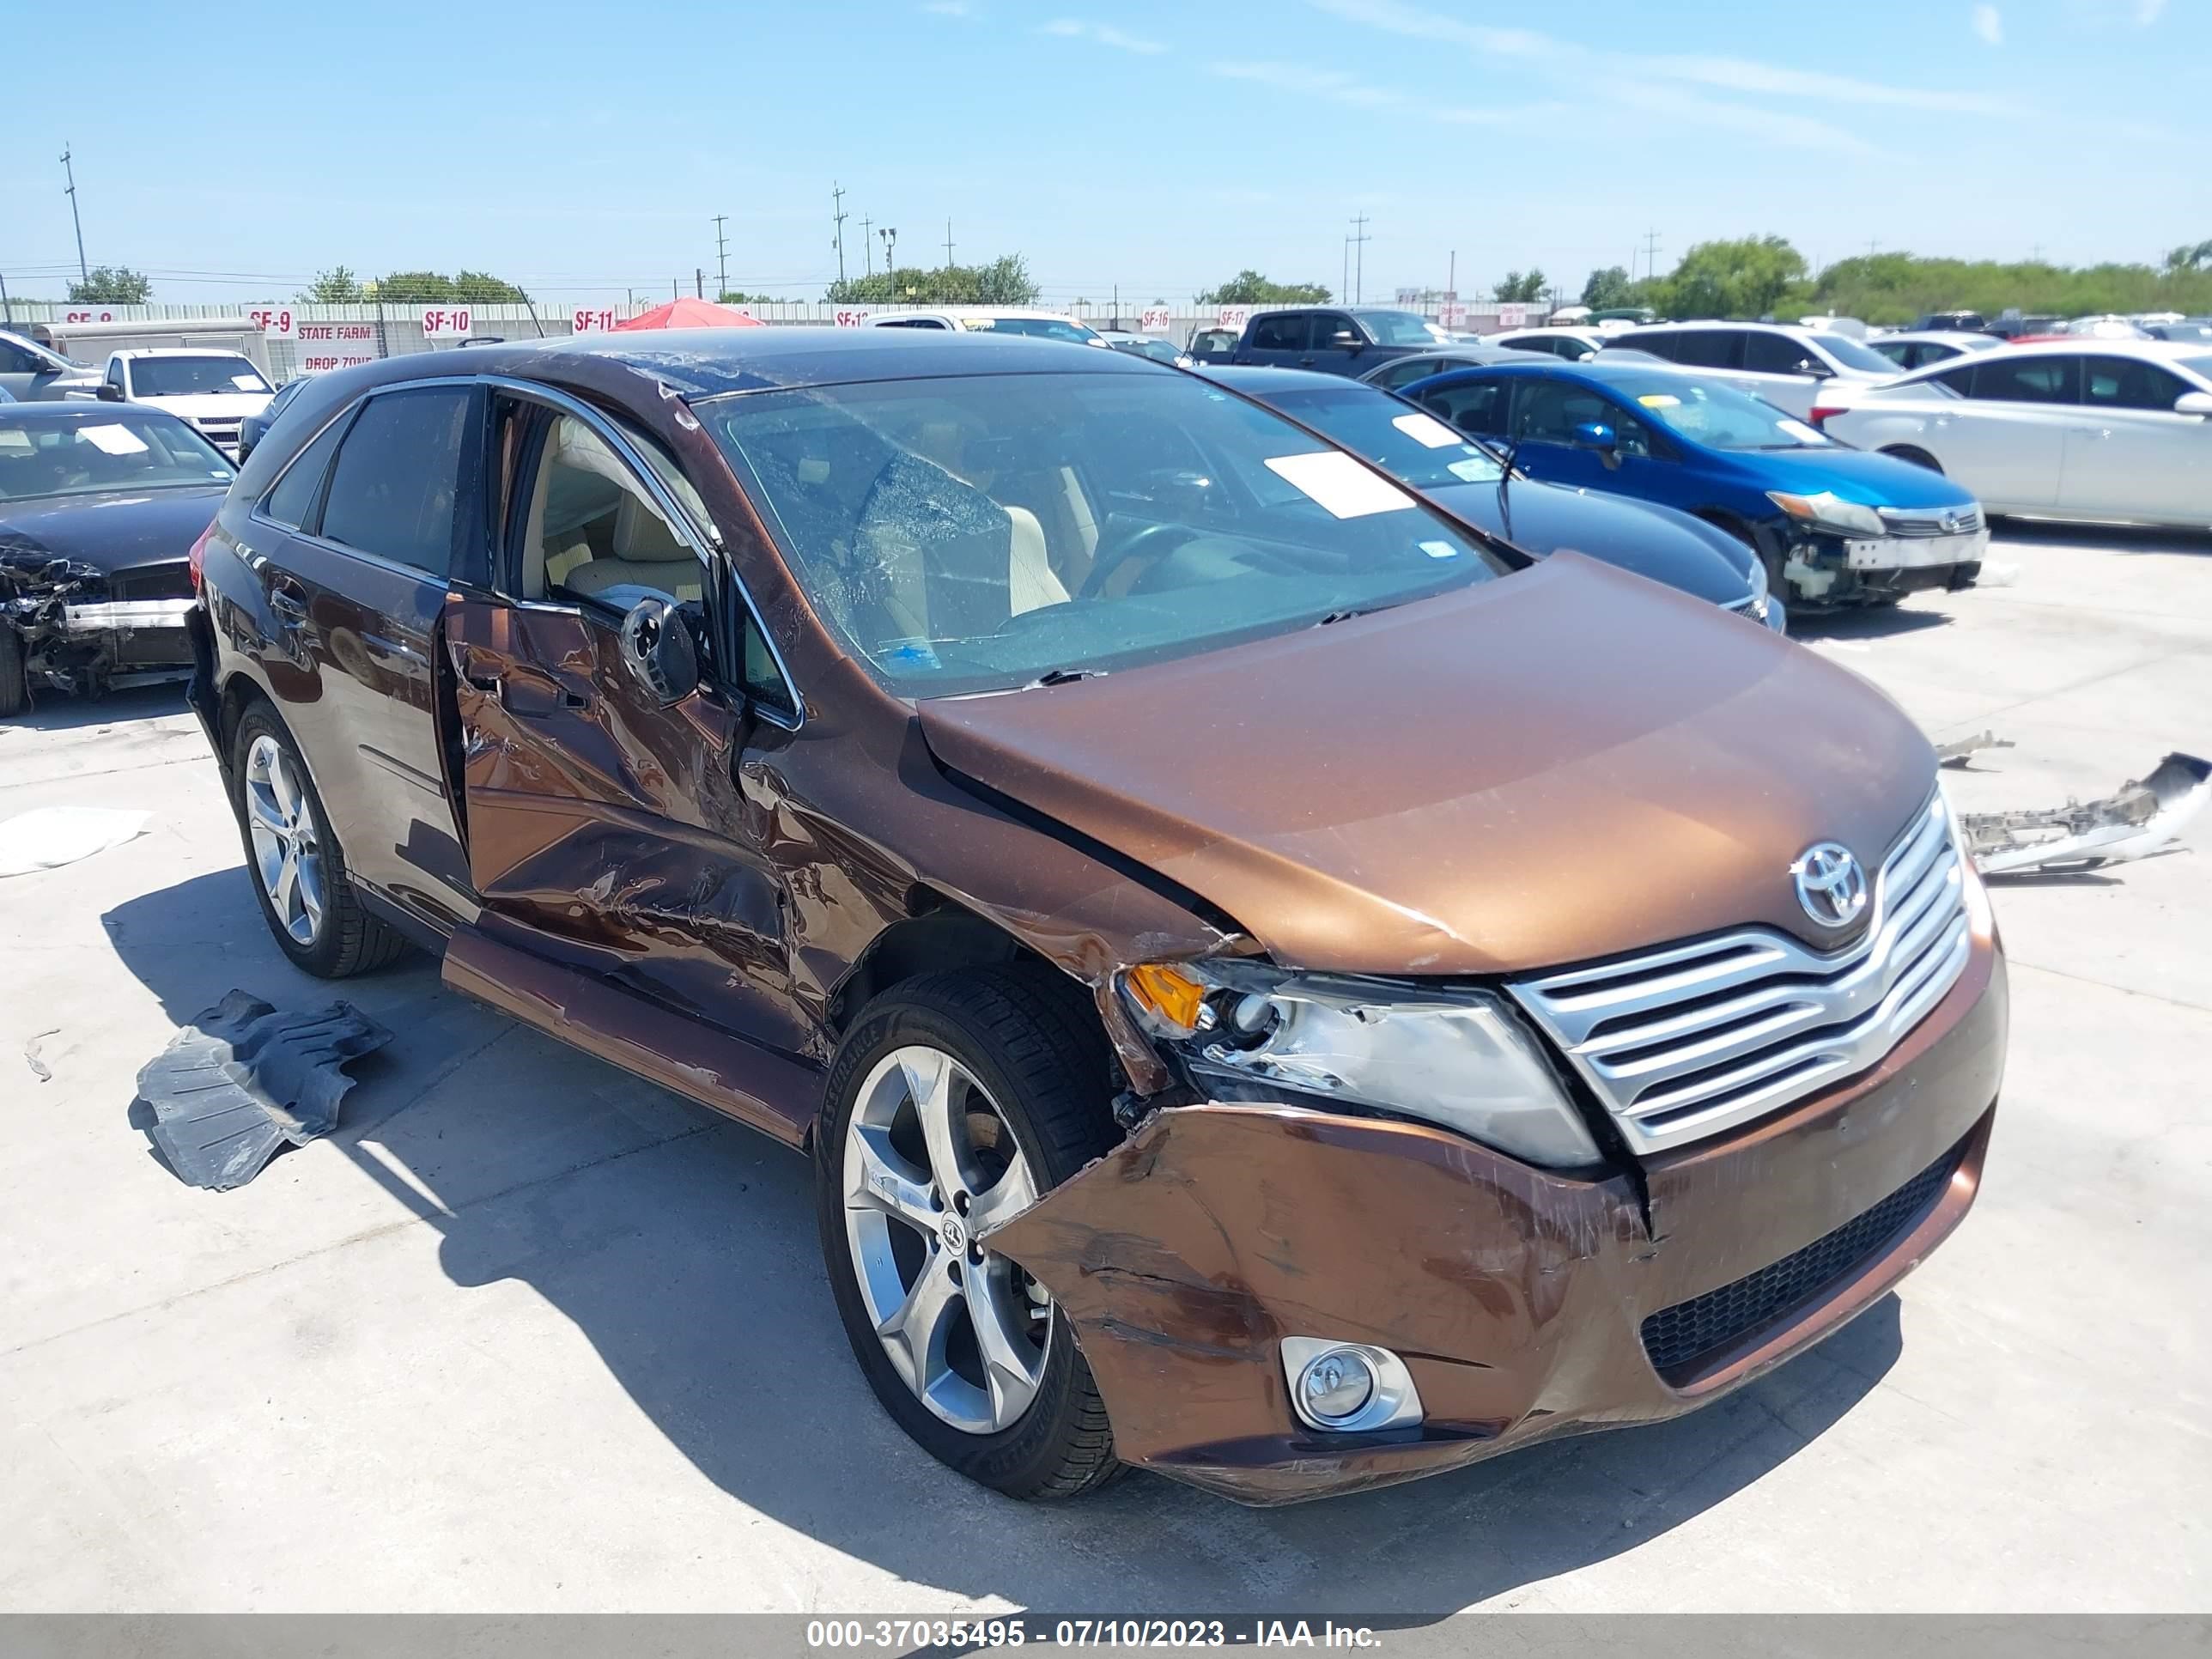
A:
[1641,227,1662,283]
[1448,250,1455,301]
[0,267,13,327]
[713,215,729,297]
[859,215,873,276]
[879,226,897,279]
[695,268,704,298]
[832,183,848,285]
[943,219,955,268]
[1348,214,1371,305]
[1342,236,1351,305]
[60,144,88,283]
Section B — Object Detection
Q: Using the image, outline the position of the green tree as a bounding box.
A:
[369,270,530,303]
[1491,269,1547,303]
[68,266,151,304]
[827,252,1042,306]
[717,291,777,306]
[1580,265,1633,308]
[1193,270,1333,305]
[299,266,363,303]
[2163,240,2212,274]
[1657,236,1808,319]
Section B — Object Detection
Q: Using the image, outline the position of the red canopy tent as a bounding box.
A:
[611,297,764,330]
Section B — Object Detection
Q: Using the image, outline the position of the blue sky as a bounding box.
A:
[4,0,2205,309]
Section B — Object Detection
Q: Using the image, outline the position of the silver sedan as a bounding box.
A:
[1814,342,2212,529]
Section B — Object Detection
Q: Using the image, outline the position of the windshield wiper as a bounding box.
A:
[1024,667,1102,688]
[1316,608,1369,626]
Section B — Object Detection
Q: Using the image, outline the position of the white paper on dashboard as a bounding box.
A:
[79,423,150,456]
[1262,451,1417,519]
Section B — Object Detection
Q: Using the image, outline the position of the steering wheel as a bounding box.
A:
[1078,521,1200,599]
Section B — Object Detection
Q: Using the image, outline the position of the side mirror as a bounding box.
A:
[1571,421,1618,453]
[618,595,701,704]
[2173,391,2212,417]
[234,423,261,462]
[1796,359,1833,379]
[95,381,125,402]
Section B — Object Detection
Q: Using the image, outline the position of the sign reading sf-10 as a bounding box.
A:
[420,307,473,338]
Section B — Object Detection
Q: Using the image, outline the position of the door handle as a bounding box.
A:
[2069,427,2112,440]
[267,585,307,623]
[1297,356,1316,367]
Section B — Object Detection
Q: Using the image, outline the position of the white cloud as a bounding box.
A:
[1208,61,1398,108]
[1040,18,1166,53]
[1972,3,2004,43]
[1308,0,1550,58]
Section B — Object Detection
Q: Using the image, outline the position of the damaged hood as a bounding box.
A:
[920,554,1936,975]
[0,485,225,576]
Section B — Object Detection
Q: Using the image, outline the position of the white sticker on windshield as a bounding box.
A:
[1638,393,1680,409]
[231,374,264,392]
[1262,451,1415,519]
[1446,458,1492,483]
[1419,540,1461,559]
[1391,411,1463,450]
[0,430,32,455]
[1775,417,1831,444]
[78,422,150,456]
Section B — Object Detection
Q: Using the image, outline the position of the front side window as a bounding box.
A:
[123,356,274,398]
[0,337,46,374]
[703,371,1513,698]
[1353,311,1453,347]
[2081,356,2190,411]
[1969,356,2080,404]
[318,386,473,575]
[957,316,1098,344]
[1311,313,1361,350]
[1264,386,1504,489]
[520,415,705,609]
[0,412,235,502]
[1370,356,1460,389]
[1597,372,1829,451]
[1744,332,1827,376]
[1419,376,1508,436]
[1513,380,1654,457]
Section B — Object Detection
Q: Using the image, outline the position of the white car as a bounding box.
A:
[1867,331,2005,373]
[1491,326,1607,362]
[1813,341,2212,528]
[1598,321,1899,417]
[98,349,274,458]
[864,308,1109,347]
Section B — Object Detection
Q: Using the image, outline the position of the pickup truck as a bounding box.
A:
[1226,306,1459,376]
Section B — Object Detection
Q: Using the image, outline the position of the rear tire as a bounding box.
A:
[816,963,1124,1500]
[229,702,409,978]
[0,628,26,719]
[1881,445,1943,473]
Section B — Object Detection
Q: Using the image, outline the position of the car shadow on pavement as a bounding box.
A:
[1790,604,1951,642]
[101,866,1904,1618]
[1991,520,2211,557]
[6,681,189,733]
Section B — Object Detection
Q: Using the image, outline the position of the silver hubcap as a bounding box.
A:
[842,1046,1052,1436]
[243,734,326,947]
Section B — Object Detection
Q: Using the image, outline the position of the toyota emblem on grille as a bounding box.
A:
[1793,842,1869,929]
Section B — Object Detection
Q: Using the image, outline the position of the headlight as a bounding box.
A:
[1121,962,1603,1170]
[1767,489,1886,539]
[1744,551,1770,608]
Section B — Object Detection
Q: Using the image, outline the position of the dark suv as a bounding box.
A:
[1229,307,1459,375]
[186,330,2005,1505]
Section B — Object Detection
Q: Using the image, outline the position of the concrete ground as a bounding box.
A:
[2,525,2205,1614]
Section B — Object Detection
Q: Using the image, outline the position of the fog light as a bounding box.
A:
[1297,1349,1375,1424]
[1279,1336,1425,1434]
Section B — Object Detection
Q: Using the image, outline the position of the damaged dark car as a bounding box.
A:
[188,331,2008,1504]
[0,402,234,716]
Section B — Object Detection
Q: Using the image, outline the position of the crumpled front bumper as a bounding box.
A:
[983,933,2007,1504]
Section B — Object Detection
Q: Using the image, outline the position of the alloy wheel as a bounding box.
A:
[842,1045,1053,1435]
[242,734,326,947]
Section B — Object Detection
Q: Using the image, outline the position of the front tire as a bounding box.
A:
[0,627,27,719]
[816,964,1122,1500]
[229,702,408,978]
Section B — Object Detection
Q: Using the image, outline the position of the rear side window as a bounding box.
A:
[1371,356,1460,389]
[1623,331,1680,362]
[2081,356,2189,411]
[1969,356,2080,404]
[1249,313,1310,351]
[1744,332,1823,375]
[319,386,473,576]
[1672,331,1744,369]
[1421,378,1509,436]
[260,410,351,530]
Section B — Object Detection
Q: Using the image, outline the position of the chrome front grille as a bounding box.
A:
[1881,505,1984,538]
[1507,794,1972,1155]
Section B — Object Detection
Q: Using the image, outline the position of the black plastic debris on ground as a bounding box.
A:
[136,991,394,1191]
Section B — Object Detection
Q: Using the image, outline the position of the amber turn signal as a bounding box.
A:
[1123,963,1208,1036]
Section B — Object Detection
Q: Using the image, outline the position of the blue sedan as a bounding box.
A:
[1400,359,1989,608]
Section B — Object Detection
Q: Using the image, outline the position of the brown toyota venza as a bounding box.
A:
[186,330,2007,1504]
